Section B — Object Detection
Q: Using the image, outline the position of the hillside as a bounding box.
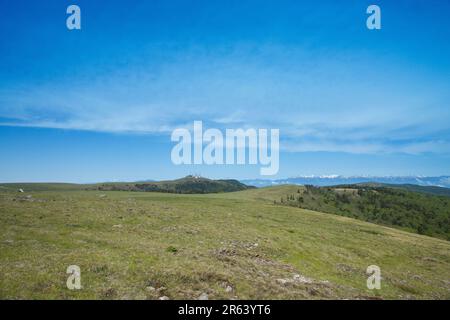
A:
[278,184,450,240]
[0,183,86,192]
[357,183,450,197]
[0,176,254,194]
[0,186,449,299]
[92,176,253,194]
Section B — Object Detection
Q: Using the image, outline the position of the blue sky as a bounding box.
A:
[1,0,449,182]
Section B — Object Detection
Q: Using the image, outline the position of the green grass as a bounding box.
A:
[0,176,253,194]
[357,183,450,197]
[0,187,449,299]
[0,183,87,192]
[279,185,450,240]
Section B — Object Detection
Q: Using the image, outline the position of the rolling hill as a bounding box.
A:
[0,176,254,194]
[356,183,450,197]
[0,183,85,192]
[92,176,253,194]
[278,184,450,240]
[0,184,449,299]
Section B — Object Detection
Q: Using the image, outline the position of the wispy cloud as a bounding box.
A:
[1,45,449,155]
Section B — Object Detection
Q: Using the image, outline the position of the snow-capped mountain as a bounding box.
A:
[241,175,450,188]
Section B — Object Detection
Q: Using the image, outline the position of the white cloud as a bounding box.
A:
[1,44,449,155]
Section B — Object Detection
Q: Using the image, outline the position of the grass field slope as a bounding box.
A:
[279,184,450,240]
[0,176,253,194]
[357,183,450,197]
[92,176,253,194]
[0,185,449,299]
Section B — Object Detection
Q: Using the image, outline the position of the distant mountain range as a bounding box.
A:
[241,175,450,188]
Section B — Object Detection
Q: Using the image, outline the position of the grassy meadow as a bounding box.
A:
[279,185,450,240]
[0,185,449,299]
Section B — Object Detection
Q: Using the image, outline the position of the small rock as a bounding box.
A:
[146,286,155,292]
[159,296,170,300]
[156,286,167,292]
[112,224,123,228]
[293,274,313,284]
[198,293,209,300]
[276,278,290,285]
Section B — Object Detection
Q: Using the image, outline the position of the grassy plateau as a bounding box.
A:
[0,184,449,299]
